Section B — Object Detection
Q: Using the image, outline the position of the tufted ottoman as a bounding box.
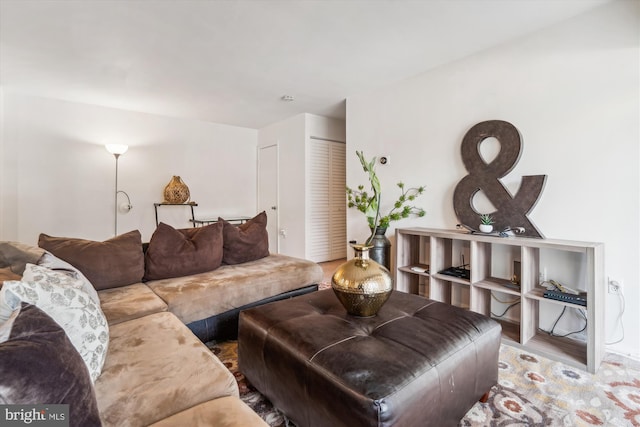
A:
[238,289,501,427]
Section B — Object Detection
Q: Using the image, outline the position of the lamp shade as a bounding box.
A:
[105,144,129,155]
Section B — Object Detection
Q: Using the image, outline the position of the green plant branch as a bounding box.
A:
[365,192,381,246]
[346,151,426,237]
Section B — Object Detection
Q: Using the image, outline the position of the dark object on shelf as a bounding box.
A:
[543,290,587,307]
[439,266,471,280]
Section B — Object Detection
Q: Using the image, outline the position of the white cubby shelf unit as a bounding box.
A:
[395,227,604,373]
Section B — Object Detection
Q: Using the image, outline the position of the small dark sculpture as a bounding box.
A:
[453,120,546,238]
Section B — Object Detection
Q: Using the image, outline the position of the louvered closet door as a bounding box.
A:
[329,144,346,259]
[309,139,346,262]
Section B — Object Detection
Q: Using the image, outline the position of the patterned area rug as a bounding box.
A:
[207,341,640,427]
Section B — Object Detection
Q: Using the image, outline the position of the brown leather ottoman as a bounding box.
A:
[238,290,501,427]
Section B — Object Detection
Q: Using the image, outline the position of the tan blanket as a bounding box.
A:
[0,241,46,282]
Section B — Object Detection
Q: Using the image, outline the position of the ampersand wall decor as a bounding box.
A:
[453,120,546,238]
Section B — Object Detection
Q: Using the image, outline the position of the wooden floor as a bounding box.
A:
[318,258,346,284]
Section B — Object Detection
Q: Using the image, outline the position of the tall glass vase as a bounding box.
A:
[331,244,393,317]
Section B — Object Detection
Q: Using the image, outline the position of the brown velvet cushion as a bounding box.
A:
[0,303,102,427]
[220,211,269,265]
[144,222,223,281]
[38,230,144,291]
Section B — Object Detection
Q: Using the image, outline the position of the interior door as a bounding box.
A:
[258,144,278,253]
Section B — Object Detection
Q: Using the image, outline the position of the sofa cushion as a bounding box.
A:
[0,241,45,276]
[144,222,223,281]
[0,303,102,427]
[146,254,323,325]
[98,283,168,325]
[147,396,268,427]
[220,211,269,265]
[1,264,109,382]
[94,312,238,427]
[38,230,144,290]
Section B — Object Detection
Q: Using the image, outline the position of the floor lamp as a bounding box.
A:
[105,144,132,236]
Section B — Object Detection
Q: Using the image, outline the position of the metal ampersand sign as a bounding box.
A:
[453,120,546,238]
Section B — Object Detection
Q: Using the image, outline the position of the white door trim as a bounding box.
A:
[257,143,279,253]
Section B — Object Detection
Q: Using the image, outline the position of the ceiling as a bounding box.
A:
[0,0,612,129]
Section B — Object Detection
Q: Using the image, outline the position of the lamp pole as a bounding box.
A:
[113,153,120,236]
[105,144,129,236]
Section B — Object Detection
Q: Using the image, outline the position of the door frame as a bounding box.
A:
[257,143,279,253]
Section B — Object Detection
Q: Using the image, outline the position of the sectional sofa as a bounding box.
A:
[0,213,323,426]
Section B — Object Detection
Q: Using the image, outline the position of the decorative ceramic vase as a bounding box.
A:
[331,244,393,317]
[479,224,493,233]
[368,227,391,270]
[163,176,190,204]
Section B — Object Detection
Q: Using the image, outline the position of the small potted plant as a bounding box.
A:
[479,214,494,233]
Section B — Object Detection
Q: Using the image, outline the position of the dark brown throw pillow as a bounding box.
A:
[38,230,144,291]
[0,303,102,427]
[144,222,224,281]
[220,211,269,265]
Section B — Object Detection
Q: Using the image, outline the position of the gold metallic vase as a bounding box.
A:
[331,244,393,317]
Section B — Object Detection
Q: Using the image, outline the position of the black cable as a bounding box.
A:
[491,300,520,318]
[549,306,567,334]
[538,305,587,338]
[551,320,587,338]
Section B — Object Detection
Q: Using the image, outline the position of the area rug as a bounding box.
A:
[207,341,640,427]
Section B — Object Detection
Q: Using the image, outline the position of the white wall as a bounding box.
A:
[258,113,345,258]
[0,92,258,244]
[346,1,639,358]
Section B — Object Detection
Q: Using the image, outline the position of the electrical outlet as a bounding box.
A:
[608,278,623,294]
[538,267,547,283]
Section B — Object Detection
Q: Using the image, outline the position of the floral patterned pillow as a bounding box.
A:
[0,264,109,382]
[37,251,100,305]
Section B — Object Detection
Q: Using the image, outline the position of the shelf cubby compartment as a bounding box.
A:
[493,319,520,344]
[395,231,430,295]
[515,330,588,370]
